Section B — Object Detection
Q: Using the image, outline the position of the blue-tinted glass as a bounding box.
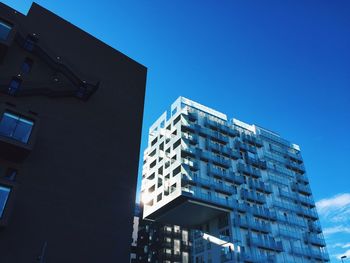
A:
[0,20,12,41]
[0,112,34,143]
[0,186,10,218]
[8,79,21,95]
[21,58,33,73]
[0,113,18,138]
[13,117,34,143]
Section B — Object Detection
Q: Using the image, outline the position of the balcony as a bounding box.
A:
[250,206,277,221]
[309,222,322,234]
[297,207,319,220]
[241,190,266,204]
[241,134,264,148]
[292,183,312,196]
[199,127,229,144]
[235,141,257,153]
[249,180,272,194]
[182,159,199,171]
[181,145,199,158]
[304,233,326,247]
[291,247,329,262]
[246,157,267,170]
[237,163,261,178]
[286,160,305,174]
[232,200,248,212]
[309,250,330,261]
[286,151,303,164]
[183,175,236,195]
[182,133,198,145]
[298,195,316,207]
[211,155,231,168]
[296,174,309,184]
[239,252,276,263]
[246,234,283,252]
[232,216,271,233]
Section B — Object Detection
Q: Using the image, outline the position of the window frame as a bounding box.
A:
[0,19,13,42]
[0,111,34,144]
[0,176,16,227]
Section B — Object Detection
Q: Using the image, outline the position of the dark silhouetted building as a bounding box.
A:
[133,203,191,263]
[0,2,146,263]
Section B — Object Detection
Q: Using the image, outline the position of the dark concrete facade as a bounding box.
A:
[0,2,146,263]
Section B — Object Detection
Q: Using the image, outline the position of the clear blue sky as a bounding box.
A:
[4,1,350,261]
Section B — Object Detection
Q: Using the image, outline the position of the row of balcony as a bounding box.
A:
[208,165,245,185]
[246,156,267,170]
[246,234,283,252]
[232,216,271,233]
[291,183,312,196]
[181,174,236,195]
[279,189,315,207]
[290,246,329,261]
[182,188,233,210]
[241,133,264,148]
[286,160,305,174]
[303,233,327,247]
[238,252,276,263]
[241,189,266,204]
[233,203,278,221]
[248,180,273,194]
[235,141,257,153]
[204,118,239,137]
[237,163,261,178]
[269,144,303,164]
[206,141,241,160]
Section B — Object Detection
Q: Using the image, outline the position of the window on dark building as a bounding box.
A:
[23,35,37,51]
[21,58,33,73]
[8,77,22,95]
[0,20,12,41]
[0,112,34,143]
[5,168,17,181]
[0,185,11,218]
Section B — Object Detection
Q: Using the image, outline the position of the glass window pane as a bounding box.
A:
[13,117,34,143]
[0,112,19,138]
[0,20,12,41]
[0,112,34,143]
[0,185,11,218]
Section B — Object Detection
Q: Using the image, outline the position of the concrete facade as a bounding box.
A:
[0,3,146,262]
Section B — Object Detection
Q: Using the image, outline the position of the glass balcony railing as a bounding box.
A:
[304,233,326,247]
[237,163,261,178]
[249,180,273,194]
[235,141,257,153]
[286,160,305,174]
[182,174,236,195]
[232,216,271,233]
[182,188,233,209]
[246,234,283,252]
[309,222,322,233]
[241,134,263,147]
[241,190,266,204]
[250,206,277,221]
[246,157,267,170]
[296,174,309,184]
[291,247,329,261]
[292,183,312,196]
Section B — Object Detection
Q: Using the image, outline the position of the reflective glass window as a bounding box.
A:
[0,112,34,143]
[0,185,10,218]
[0,20,12,41]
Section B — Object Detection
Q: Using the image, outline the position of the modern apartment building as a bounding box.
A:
[141,97,329,263]
[0,3,146,262]
[135,203,191,263]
